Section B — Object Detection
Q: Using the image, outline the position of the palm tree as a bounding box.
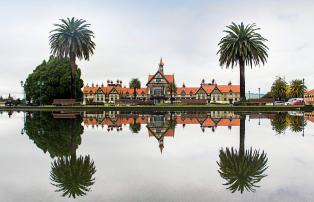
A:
[167,82,177,104]
[129,78,141,99]
[50,155,96,198]
[289,79,307,98]
[218,22,268,101]
[217,115,268,193]
[49,17,95,98]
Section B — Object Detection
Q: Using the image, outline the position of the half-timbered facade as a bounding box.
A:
[82,58,240,105]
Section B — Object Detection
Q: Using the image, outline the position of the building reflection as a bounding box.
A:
[83,111,241,152]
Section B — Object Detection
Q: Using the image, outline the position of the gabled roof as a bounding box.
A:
[147,70,174,85]
[217,119,240,126]
[201,118,216,127]
[195,84,240,94]
[198,85,216,94]
[305,89,314,95]
[217,85,240,93]
[176,87,198,95]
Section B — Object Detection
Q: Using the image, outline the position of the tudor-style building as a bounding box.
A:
[146,58,175,104]
[82,58,240,105]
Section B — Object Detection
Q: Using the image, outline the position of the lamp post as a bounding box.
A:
[258,88,261,99]
[248,91,251,99]
[20,81,24,105]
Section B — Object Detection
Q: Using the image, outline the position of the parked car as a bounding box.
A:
[273,101,285,106]
[291,99,304,106]
[285,98,297,105]
[4,100,13,106]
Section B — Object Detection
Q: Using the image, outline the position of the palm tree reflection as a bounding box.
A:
[50,155,96,198]
[24,112,96,198]
[217,115,268,193]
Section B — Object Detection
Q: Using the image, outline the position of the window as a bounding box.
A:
[154,88,162,95]
[156,79,161,82]
[190,92,193,96]
[181,92,186,96]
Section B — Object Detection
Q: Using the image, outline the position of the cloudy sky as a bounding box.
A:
[0,0,313,98]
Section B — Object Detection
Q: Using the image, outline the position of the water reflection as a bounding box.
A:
[270,112,307,135]
[217,115,268,193]
[19,110,314,199]
[24,112,96,198]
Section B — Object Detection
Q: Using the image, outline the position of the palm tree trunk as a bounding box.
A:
[239,59,246,101]
[70,121,77,162]
[70,53,77,99]
[239,114,246,156]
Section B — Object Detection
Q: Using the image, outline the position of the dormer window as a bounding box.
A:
[190,92,193,96]
[181,92,186,96]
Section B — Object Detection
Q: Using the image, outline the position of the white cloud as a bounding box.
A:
[0,0,313,98]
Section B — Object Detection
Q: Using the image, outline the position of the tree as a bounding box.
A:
[271,77,288,101]
[217,115,268,193]
[288,79,307,98]
[49,17,95,98]
[129,78,141,99]
[24,57,83,104]
[218,22,268,101]
[270,112,288,135]
[167,82,177,104]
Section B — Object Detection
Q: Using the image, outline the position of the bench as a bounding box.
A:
[52,99,80,106]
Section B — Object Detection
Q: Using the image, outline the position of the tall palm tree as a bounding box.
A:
[217,115,268,193]
[49,17,95,98]
[218,22,268,101]
[129,78,141,99]
[167,82,177,104]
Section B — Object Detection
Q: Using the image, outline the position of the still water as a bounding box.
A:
[0,111,314,202]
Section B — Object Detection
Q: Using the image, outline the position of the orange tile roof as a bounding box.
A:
[164,128,175,137]
[197,84,240,94]
[176,117,200,124]
[147,71,174,84]
[217,85,240,93]
[305,89,314,95]
[136,88,148,95]
[176,87,199,95]
[201,118,215,127]
[217,119,240,126]
[200,85,216,94]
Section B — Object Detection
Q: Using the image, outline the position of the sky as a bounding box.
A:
[0,0,313,98]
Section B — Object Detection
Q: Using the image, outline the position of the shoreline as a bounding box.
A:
[0,105,313,112]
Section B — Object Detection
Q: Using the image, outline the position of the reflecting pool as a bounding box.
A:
[0,111,314,202]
